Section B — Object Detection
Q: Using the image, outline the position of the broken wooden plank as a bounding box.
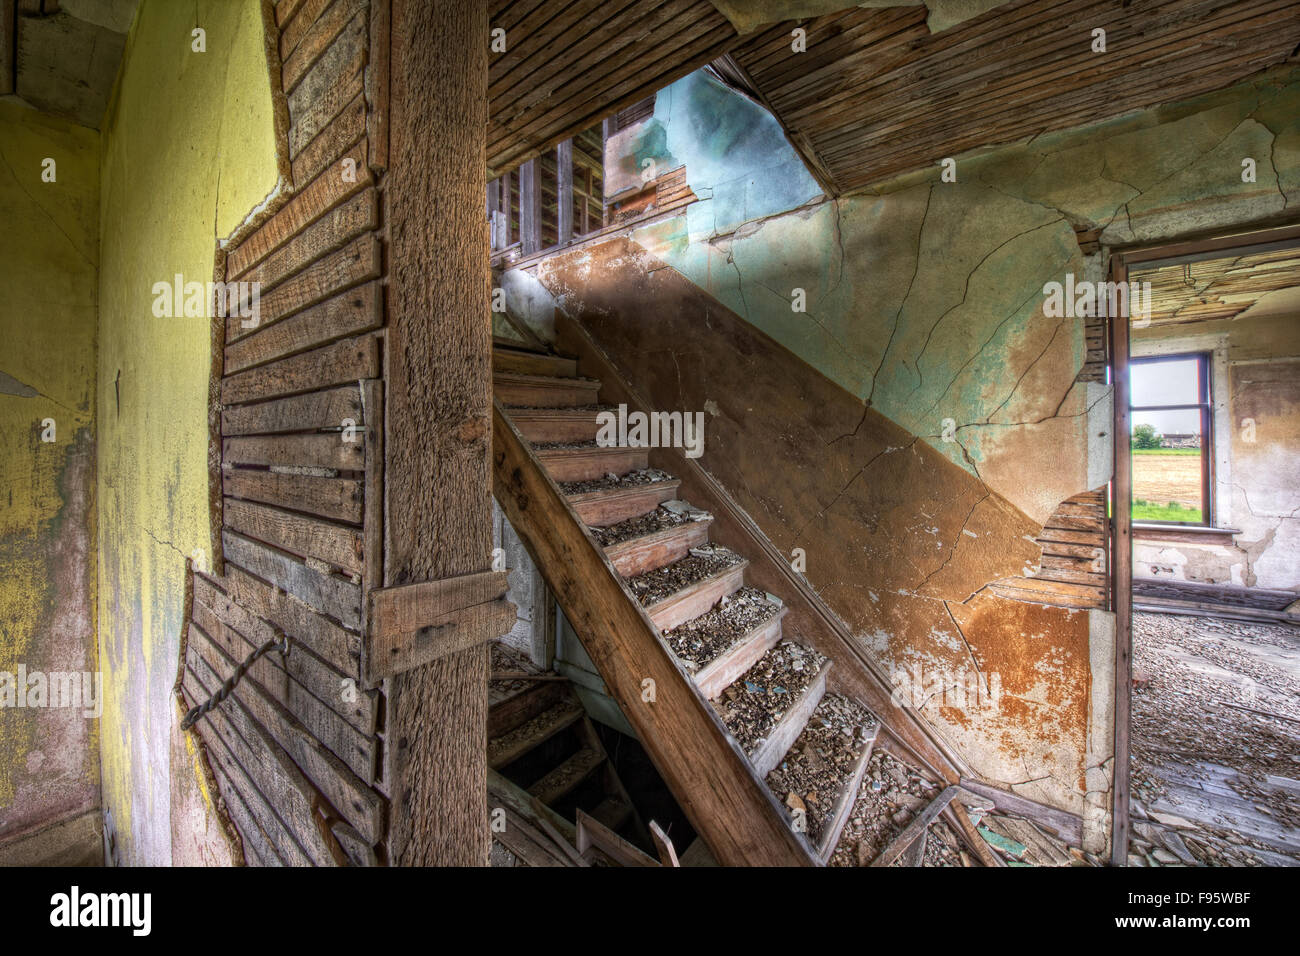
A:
[223,432,364,471]
[870,785,960,867]
[649,820,680,867]
[222,383,365,435]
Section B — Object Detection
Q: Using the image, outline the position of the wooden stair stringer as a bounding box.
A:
[493,401,817,867]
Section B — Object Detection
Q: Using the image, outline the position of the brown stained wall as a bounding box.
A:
[537,236,1096,819]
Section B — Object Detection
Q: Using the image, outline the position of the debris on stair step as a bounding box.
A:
[534,440,603,450]
[560,468,675,495]
[828,749,944,866]
[626,546,744,606]
[660,499,712,521]
[713,641,827,753]
[661,587,782,675]
[589,505,705,548]
[763,694,876,846]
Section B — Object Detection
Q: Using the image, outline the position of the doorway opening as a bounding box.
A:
[1110,225,1300,867]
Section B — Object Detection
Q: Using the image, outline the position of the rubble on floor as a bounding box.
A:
[1130,611,1300,866]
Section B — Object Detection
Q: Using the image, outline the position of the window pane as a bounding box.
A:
[1131,356,1201,406]
[1131,410,1203,523]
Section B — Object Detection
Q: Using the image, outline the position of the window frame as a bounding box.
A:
[1128,351,1214,527]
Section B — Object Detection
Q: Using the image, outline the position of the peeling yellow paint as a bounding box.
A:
[0,101,100,835]
[96,0,278,864]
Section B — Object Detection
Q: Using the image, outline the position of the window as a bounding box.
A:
[1130,353,1212,525]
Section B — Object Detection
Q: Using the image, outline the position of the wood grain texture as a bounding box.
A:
[494,403,816,865]
[383,0,492,867]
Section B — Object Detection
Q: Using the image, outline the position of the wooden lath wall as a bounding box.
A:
[178,0,390,867]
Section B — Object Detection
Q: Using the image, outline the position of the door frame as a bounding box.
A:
[1105,221,1300,865]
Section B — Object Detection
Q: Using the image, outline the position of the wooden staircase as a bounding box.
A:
[487,651,651,862]
[491,341,883,866]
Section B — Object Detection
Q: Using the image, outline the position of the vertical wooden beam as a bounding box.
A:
[500,170,512,248]
[556,138,573,247]
[1109,256,1133,867]
[384,0,491,867]
[519,159,541,256]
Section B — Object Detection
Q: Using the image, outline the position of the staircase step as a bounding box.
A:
[590,796,633,833]
[488,678,568,739]
[761,694,880,859]
[601,515,713,578]
[567,478,681,527]
[493,348,579,378]
[749,658,831,778]
[816,721,879,862]
[488,698,585,770]
[527,747,606,805]
[638,553,748,632]
[508,406,606,444]
[535,443,649,483]
[712,640,830,775]
[495,371,600,407]
[693,606,788,701]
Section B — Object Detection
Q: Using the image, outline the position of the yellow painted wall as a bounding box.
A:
[97,0,280,864]
[0,103,100,846]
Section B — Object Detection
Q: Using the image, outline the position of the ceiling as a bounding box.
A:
[487,0,739,177]
[1135,243,1300,327]
[724,0,1300,195]
[1,0,139,129]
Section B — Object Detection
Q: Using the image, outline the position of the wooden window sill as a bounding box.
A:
[1132,523,1239,545]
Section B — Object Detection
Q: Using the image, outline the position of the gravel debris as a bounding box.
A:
[589,504,707,548]
[713,640,827,754]
[626,544,744,607]
[1129,611,1300,866]
[662,587,782,676]
[765,694,877,845]
[828,749,943,866]
[560,468,675,495]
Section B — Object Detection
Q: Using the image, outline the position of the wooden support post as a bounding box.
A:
[556,138,573,246]
[384,0,492,867]
[519,159,541,256]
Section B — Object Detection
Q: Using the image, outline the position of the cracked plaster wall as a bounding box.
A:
[0,102,100,856]
[96,0,278,865]
[526,64,1300,838]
